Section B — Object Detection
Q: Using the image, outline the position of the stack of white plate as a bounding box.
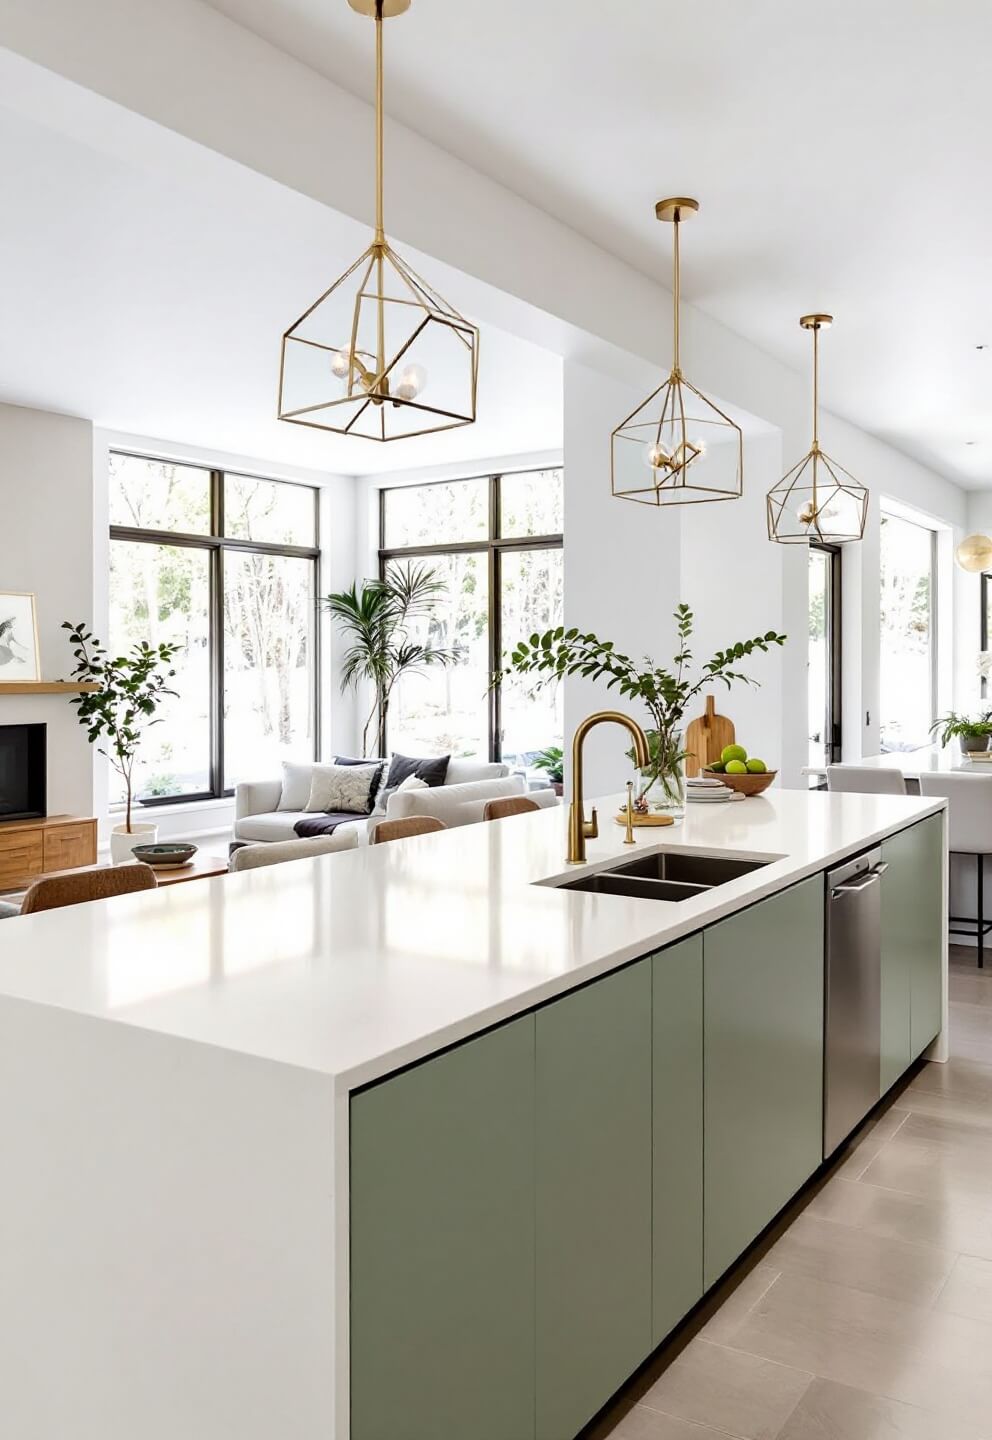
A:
[685,777,733,804]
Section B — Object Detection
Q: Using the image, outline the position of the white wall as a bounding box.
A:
[0,401,95,817]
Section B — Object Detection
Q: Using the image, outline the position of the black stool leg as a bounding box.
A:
[979,853,985,970]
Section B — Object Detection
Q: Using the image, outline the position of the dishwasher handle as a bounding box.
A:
[831,861,888,898]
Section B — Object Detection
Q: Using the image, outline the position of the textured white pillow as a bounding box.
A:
[305,762,382,815]
[395,774,429,794]
[278,761,314,812]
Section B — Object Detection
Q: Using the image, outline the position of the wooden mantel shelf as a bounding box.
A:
[0,682,99,695]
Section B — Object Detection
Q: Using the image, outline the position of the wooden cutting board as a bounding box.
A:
[684,695,735,777]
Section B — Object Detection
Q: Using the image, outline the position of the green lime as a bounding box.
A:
[745,758,767,774]
[707,760,726,772]
[721,743,747,765]
[725,759,748,775]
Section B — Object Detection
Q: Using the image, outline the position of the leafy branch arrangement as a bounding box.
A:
[325,561,461,757]
[63,621,180,833]
[502,604,786,803]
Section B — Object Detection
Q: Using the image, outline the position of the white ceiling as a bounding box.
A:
[201,0,992,488]
[0,92,562,478]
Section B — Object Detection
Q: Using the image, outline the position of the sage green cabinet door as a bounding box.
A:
[350,1016,536,1440]
[536,960,652,1440]
[653,935,703,1346]
[704,877,824,1289]
[882,813,944,1077]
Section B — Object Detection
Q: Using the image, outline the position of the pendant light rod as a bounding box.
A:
[655,197,698,375]
[374,0,385,243]
[800,313,832,450]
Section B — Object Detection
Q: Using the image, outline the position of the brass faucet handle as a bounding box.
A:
[624,781,636,844]
[584,806,599,840]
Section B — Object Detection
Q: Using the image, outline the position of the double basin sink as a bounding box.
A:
[557,850,771,903]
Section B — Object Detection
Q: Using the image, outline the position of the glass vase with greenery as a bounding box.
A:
[324,561,460,757]
[63,621,180,834]
[502,604,786,812]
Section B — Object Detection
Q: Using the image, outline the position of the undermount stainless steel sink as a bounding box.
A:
[555,849,773,903]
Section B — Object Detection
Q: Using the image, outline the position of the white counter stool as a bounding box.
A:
[919,772,992,968]
[826,764,907,795]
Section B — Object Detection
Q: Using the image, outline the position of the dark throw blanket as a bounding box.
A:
[293,812,361,839]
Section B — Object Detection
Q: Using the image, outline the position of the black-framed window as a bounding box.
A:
[982,572,992,701]
[108,452,320,805]
[808,542,842,786]
[879,507,938,752]
[378,469,563,765]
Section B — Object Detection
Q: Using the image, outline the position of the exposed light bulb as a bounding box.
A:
[643,441,673,472]
[395,363,427,402]
[330,348,353,379]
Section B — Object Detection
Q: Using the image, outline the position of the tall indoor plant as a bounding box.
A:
[502,604,786,812]
[63,621,180,861]
[324,561,460,757]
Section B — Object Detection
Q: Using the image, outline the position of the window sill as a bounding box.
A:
[109,796,235,820]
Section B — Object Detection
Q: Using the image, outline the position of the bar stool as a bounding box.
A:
[826,764,907,795]
[372,815,447,845]
[919,772,992,968]
[483,796,540,821]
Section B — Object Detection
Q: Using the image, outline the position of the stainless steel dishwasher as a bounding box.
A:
[824,847,887,1157]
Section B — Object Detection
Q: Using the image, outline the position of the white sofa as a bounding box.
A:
[234,759,545,846]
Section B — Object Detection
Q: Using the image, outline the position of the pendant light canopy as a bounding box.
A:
[278,0,479,442]
[767,315,868,544]
[611,198,743,507]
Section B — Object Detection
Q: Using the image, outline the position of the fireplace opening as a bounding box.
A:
[0,723,47,822]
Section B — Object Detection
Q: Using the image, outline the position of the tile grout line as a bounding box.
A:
[850,1108,911,1180]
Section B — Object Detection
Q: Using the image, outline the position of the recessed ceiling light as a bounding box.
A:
[977,344,988,351]
[966,440,978,446]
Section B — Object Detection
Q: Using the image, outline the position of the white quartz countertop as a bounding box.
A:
[0,789,944,1090]
[804,744,992,778]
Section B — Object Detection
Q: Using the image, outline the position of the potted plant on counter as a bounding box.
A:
[532,745,564,796]
[63,621,180,862]
[500,604,785,816]
[930,711,992,755]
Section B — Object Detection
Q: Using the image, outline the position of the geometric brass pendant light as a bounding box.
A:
[611,197,744,507]
[277,0,479,443]
[766,314,869,544]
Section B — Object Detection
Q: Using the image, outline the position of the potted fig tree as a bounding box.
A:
[63,621,180,862]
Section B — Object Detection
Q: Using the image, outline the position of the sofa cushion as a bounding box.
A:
[305,761,383,815]
[234,810,311,843]
[385,752,450,790]
[445,759,509,785]
[386,775,527,829]
[334,755,388,806]
[230,830,360,872]
[277,761,314,812]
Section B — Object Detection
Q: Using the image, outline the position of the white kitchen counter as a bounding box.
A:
[0,787,946,1091]
[0,786,949,1440]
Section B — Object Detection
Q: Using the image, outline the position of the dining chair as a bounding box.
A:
[826,764,907,795]
[372,815,448,845]
[20,864,157,915]
[483,795,541,821]
[919,772,992,967]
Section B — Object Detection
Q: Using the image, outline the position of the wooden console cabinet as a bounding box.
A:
[0,816,98,890]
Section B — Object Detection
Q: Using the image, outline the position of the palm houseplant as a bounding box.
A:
[63,620,180,862]
[532,744,564,796]
[502,604,785,815]
[324,561,461,758]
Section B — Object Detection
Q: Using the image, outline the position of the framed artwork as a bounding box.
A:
[0,592,41,682]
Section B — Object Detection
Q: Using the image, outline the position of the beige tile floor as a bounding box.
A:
[594,947,992,1440]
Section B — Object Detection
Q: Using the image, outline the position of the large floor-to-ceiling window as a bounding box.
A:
[879,506,937,752]
[109,452,319,803]
[379,468,563,764]
[808,542,841,783]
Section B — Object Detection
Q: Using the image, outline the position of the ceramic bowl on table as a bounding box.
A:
[131,842,199,870]
[703,767,777,797]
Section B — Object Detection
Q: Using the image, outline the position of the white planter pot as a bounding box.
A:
[110,821,159,865]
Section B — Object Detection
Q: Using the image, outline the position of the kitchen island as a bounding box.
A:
[0,788,947,1440]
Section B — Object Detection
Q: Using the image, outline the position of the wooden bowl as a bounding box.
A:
[703,767,777,797]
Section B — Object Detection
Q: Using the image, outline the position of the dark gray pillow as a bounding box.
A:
[385,753,450,790]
